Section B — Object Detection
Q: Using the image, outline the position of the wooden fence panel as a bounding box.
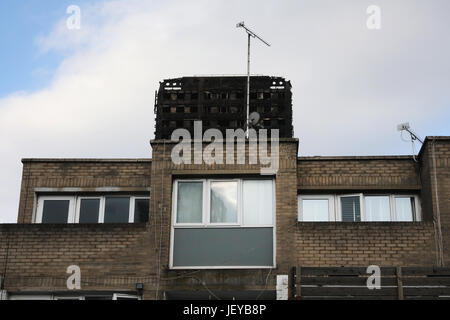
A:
[293,266,450,300]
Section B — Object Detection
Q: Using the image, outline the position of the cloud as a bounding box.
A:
[1,0,449,222]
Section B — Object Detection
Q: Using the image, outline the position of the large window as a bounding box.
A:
[171,179,275,268]
[36,195,149,224]
[299,194,420,222]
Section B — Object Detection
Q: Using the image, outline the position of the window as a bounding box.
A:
[298,195,334,222]
[339,195,362,222]
[173,179,274,227]
[242,180,273,225]
[36,195,149,224]
[78,198,101,223]
[36,196,76,224]
[104,197,130,223]
[134,198,150,223]
[298,193,420,222]
[365,196,391,221]
[210,181,238,224]
[394,196,416,222]
[171,179,275,268]
[176,181,203,223]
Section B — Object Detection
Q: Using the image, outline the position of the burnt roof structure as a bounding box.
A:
[154,76,293,139]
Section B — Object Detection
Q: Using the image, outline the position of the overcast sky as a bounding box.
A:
[0,0,449,222]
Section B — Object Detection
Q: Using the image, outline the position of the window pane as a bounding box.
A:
[243,180,273,225]
[395,197,415,221]
[210,181,238,223]
[104,197,130,223]
[134,199,149,223]
[177,182,203,223]
[79,199,100,223]
[341,196,361,222]
[302,199,329,222]
[42,200,70,223]
[365,196,391,221]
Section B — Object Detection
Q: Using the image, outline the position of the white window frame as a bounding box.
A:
[172,179,274,228]
[35,195,149,224]
[35,196,77,224]
[337,193,364,222]
[392,194,421,222]
[172,179,207,227]
[298,193,421,222]
[133,196,151,223]
[170,178,276,269]
[298,195,335,222]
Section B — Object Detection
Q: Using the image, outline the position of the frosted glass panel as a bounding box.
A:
[302,199,329,221]
[243,180,273,225]
[365,196,391,221]
[210,181,238,223]
[177,182,203,223]
[395,197,415,221]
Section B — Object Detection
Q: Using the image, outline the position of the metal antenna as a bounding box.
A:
[236,21,270,138]
[397,122,423,162]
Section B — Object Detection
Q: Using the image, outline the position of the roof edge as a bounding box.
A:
[21,158,152,164]
[298,155,415,161]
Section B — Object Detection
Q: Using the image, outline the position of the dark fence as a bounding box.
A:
[291,266,450,300]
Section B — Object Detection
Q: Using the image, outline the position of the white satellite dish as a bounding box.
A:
[249,111,261,127]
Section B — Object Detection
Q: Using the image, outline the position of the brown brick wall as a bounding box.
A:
[149,139,298,298]
[0,223,157,297]
[298,156,421,191]
[17,159,152,223]
[294,222,436,266]
[419,137,450,265]
[0,137,448,299]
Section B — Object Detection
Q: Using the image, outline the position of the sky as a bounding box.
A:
[0,0,449,223]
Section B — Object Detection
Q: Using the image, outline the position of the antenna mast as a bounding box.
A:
[397,122,423,161]
[236,21,270,138]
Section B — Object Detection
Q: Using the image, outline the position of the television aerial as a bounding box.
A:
[236,21,270,138]
[397,122,423,161]
[248,111,263,129]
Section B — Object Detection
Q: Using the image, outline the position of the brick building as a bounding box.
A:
[0,76,449,300]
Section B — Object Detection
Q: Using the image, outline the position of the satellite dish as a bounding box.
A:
[248,112,261,127]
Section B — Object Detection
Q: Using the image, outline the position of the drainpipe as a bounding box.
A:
[432,138,444,267]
